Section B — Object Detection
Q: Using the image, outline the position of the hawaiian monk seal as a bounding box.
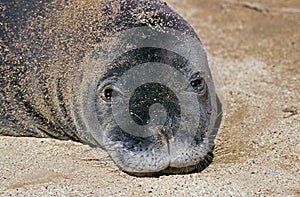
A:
[0,0,222,176]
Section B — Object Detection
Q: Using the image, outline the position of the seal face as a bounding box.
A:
[72,27,219,175]
[0,0,222,176]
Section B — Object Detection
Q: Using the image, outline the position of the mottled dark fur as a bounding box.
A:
[0,0,221,176]
[0,0,196,139]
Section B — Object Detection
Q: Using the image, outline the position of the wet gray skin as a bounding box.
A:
[0,0,222,176]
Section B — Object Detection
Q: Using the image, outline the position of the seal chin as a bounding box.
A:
[156,149,214,177]
[103,126,213,176]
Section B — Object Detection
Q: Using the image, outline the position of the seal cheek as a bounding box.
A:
[168,137,210,168]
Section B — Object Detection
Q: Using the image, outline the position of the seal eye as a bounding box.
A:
[99,82,123,103]
[191,78,204,90]
[190,72,206,95]
[104,88,113,100]
[99,84,115,103]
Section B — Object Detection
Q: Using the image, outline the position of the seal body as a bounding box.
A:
[0,0,221,175]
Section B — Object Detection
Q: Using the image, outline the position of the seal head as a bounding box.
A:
[72,26,220,175]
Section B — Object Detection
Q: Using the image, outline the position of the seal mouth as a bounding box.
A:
[103,122,213,176]
[127,151,214,177]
